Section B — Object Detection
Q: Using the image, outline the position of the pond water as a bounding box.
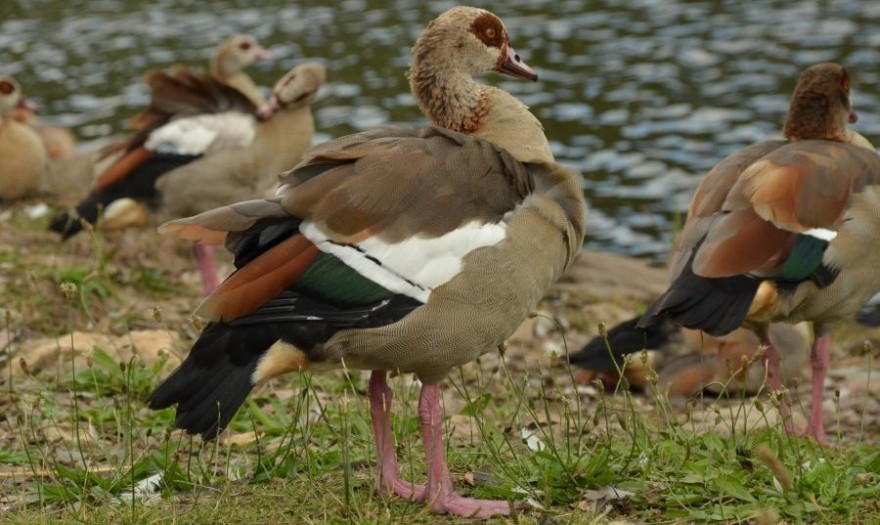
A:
[4,0,880,260]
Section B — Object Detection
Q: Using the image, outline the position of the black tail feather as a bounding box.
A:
[569,315,677,372]
[48,153,198,239]
[148,291,421,440]
[639,265,759,337]
[49,193,104,239]
[147,322,278,439]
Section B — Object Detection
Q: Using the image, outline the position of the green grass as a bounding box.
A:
[4,321,880,524]
[2,205,880,524]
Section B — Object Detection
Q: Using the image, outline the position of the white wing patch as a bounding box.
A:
[300,220,508,303]
[145,112,257,156]
[804,228,837,242]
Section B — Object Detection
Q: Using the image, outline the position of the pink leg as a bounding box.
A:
[797,334,831,443]
[418,382,511,518]
[192,243,219,296]
[762,339,795,434]
[368,371,425,501]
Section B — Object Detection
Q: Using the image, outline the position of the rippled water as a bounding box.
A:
[4,0,880,260]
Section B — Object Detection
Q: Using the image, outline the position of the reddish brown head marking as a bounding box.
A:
[238,40,252,51]
[0,80,14,95]
[470,12,506,49]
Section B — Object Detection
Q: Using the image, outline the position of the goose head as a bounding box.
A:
[410,6,536,89]
[211,34,273,79]
[0,76,37,120]
[256,63,327,120]
[783,62,858,142]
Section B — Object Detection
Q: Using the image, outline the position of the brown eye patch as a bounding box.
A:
[471,13,505,48]
[0,80,14,95]
[238,40,252,51]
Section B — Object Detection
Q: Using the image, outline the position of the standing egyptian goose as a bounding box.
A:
[148,7,584,518]
[49,63,325,293]
[639,63,880,442]
[130,34,272,131]
[0,76,47,200]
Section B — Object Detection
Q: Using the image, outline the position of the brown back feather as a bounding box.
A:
[669,140,786,277]
[739,141,877,231]
[686,141,880,279]
[279,126,534,243]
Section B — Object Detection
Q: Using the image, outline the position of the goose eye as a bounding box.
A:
[239,41,252,51]
[0,81,13,95]
[471,13,504,48]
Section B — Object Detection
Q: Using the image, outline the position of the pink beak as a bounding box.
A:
[257,96,280,120]
[17,97,39,114]
[254,45,274,61]
[497,46,538,82]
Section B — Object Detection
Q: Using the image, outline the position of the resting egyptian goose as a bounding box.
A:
[130,34,272,131]
[50,63,325,294]
[148,6,584,518]
[0,76,47,200]
[661,323,809,397]
[639,63,880,442]
[571,315,808,397]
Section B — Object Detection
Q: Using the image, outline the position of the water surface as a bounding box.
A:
[4,0,879,260]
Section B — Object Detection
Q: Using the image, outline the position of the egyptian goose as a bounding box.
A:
[130,34,272,131]
[571,315,808,397]
[0,76,47,200]
[49,63,324,293]
[639,63,880,442]
[27,36,271,204]
[148,7,585,518]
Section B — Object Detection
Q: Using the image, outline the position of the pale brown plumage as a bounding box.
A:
[150,7,585,518]
[11,106,77,160]
[0,76,47,200]
[641,62,880,442]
